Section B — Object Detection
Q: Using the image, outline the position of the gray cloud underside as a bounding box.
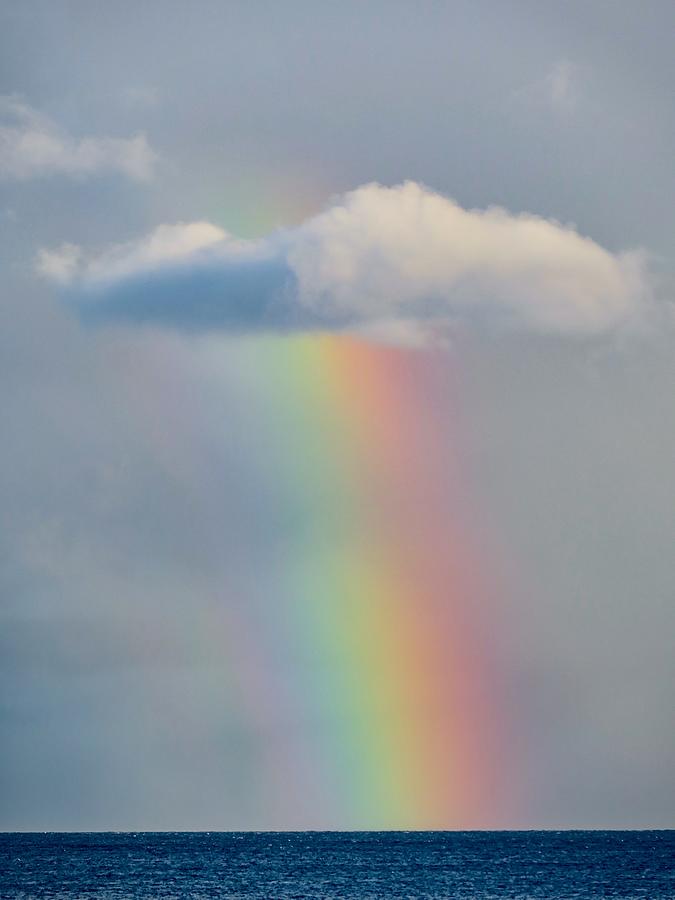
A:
[78,257,309,333]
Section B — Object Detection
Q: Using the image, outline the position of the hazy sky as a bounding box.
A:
[1,1,674,830]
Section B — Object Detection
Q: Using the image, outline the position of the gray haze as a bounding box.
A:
[1,1,674,829]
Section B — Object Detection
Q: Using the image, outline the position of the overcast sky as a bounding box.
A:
[1,0,674,830]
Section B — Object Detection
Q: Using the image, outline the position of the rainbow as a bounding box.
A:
[229,335,510,828]
[124,332,513,829]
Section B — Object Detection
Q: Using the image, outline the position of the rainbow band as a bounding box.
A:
[247,336,504,828]
[123,332,509,828]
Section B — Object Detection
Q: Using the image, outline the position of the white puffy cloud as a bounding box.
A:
[74,221,229,283]
[40,181,650,340]
[0,96,157,181]
[289,181,647,335]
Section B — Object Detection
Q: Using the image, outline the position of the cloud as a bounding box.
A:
[511,60,579,115]
[546,60,577,113]
[0,96,157,181]
[40,181,650,341]
[120,85,160,110]
[37,243,82,284]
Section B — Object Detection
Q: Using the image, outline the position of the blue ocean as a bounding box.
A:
[1,831,673,899]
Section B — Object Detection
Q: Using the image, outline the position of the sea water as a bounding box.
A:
[1,830,673,898]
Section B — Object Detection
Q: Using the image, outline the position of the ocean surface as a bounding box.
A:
[0,831,673,899]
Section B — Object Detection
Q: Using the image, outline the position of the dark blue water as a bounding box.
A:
[0,831,673,899]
